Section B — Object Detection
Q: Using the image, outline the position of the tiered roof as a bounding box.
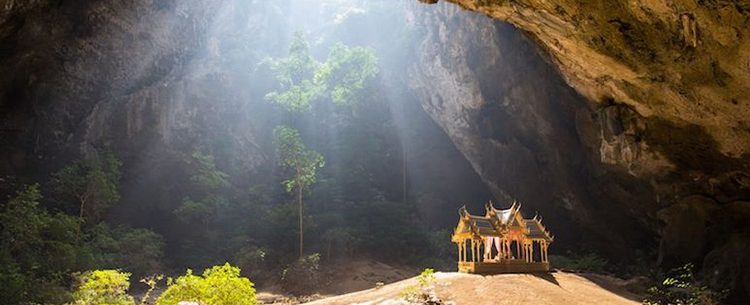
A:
[453,201,553,242]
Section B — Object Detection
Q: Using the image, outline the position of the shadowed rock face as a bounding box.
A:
[407,2,658,258]
[444,0,750,158]
[0,0,281,181]
[410,1,750,300]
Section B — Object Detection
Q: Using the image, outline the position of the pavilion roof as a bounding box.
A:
[524,217,554,241]
[453,202,553,242]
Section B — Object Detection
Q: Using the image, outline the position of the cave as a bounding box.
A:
[1,0,749,304]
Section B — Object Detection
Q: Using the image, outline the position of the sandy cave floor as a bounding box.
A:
[298,271,642,305]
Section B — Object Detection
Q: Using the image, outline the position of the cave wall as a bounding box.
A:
[410,0,750,299]
[0,0,291,186]
[1,0,749,298]
[406,2,657,257]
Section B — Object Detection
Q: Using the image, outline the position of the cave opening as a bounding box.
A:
[1,0,748,304]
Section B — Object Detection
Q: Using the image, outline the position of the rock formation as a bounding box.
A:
[409,1,750,299]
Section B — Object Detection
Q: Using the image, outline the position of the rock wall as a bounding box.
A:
[407,2,657,257]
[444,0,750,158]
[411,1,750,299]
[0,0,287,181]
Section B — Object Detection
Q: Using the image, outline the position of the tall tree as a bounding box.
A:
[266,33,378,112]
[273,126,324,258]
[173,151,230,225]
[50,152,121,223]
[265,32,322,113]
[265,34,377,258]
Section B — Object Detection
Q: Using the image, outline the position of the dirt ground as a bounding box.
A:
[256,260,417,304]
[301,271,642,305]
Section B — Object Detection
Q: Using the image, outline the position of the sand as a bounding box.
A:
[302,271,642,305]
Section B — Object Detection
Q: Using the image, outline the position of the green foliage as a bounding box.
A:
[0,184,81,304]
[280,253,321,294]
[643,264,726,305]
[189,151,229,190]
[345,199,432,262]
[273,125,325,194]
[69,270,134,305]
[174,195,227,224]
[265,80,324,113]
[266,32,323,112]
[315,43,378,106]
[51,152,122,222]
[270,32,319,87]
[401,268,444,304]
[138,274,163,305]
[87,224,165,277]
[551,251,609,273]
[174,152,230,224]
[116,228,165,276]
[156,263,256,305]
[417,268,436,287]
[266,33,378,112]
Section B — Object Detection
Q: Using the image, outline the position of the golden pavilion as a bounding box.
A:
[451,201,553,274]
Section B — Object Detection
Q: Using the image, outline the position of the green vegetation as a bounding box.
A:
[0,20,473,303]
[274,125,325,258]
[551,251,609,273]
[51,152,121,222]
[69,270,134,305]
[315,43,379,106]
[0,152,165,305]
[0,184,80,304]
[643,264,726,305]
[400,268,444,304]
[156,263,256,305]
[280,253,321,294]
[174,151,230,224]
[266,32,378,112]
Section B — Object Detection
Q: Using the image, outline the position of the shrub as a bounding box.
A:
[401,268,444,304]
[69,270,134,305]
[551,251,608,273]
[156,263,256,305]
[643,264,726,305]
[280,253,320,294]
[0,184,80,305]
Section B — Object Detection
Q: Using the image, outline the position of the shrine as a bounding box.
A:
[451,201,553,274]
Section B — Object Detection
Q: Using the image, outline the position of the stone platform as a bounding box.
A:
[458,260,550,274]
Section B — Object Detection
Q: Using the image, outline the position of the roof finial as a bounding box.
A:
[459,205,467,217]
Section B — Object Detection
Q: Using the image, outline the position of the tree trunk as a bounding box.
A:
[402,145,407,205]
[299,185,304,259]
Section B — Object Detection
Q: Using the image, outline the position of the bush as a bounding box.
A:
[550,251,608,273]
[156,263,256,305]
[280,253,321,294]
[643,264,726,305]
[87,224,165,277]
[69,270,134,305]
[0,184,80,305]
[400,268,444,305]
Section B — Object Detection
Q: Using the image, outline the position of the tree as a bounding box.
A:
[315,43,378,106]
[173,151,230,224]
[51,152,121,223]
[273,126,325,258]
[0,184,81,305]
[265,32,323,113]
[265,33,378,112]
[156,263,256,305]
[69,270,134,305]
